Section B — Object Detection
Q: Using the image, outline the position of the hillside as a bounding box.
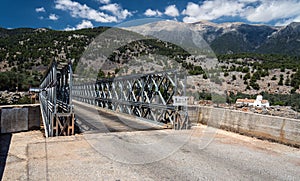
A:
[0,27,108,91]
[1,21,300,109]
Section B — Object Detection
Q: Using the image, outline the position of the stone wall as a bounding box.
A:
[0,104,40,134]
[188,106,300,147]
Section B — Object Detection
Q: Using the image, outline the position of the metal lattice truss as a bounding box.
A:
[39,61,74,137]
[72,70,189,129]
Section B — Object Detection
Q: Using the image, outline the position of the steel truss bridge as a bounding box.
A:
[39,61,74,137]
[39,61,189,137]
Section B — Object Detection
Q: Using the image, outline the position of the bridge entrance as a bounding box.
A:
[39,61,189,137]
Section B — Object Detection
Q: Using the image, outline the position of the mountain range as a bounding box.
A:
[125,21,300,55]
[0,20,300,92]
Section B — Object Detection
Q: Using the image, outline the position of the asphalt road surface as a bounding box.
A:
[1,101,300,180]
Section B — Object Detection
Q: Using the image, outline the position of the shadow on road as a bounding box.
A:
[0,133,12,180]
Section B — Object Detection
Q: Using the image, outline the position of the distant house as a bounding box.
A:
[236,95,270,107]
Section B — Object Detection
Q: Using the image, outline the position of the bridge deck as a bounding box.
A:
[2,127,300,180]
[73,100,164,133]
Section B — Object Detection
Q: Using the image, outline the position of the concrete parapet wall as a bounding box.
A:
[0,104,41,134]
[188,106,300,147]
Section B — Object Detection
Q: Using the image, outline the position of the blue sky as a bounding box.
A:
[1,0,300,30]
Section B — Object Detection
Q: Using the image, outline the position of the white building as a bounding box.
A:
[236,95,270,107]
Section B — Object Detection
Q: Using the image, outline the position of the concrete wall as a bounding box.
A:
[0,104,41,134]
[188,106,300,147]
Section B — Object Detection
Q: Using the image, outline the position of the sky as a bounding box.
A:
[1,0,300,30]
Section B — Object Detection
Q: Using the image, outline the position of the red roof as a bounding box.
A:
[236,99,269,104]
[236,99,255,103]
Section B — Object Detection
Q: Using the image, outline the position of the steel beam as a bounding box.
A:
[72,70,189,129]
[39,61,74,137]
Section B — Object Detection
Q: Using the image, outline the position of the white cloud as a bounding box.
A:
[182,1,244,23]
[35,7,46,13]
[244,1,300,23]
[55,0,117,23]
[144,9,162,17]
[64,26,75,31]
[98,0,110,4]
[100,3,132,20]
[65,20,94,31]
[49,14,59,20]
[275,15,300,26]
[76,20,94,29]
[182,0,300,24]
[164,5,179,17]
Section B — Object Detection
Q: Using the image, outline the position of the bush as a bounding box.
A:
[250,82,260,90]
[17,96,31,104]
[232,75,236,81]
[243,72,251,80]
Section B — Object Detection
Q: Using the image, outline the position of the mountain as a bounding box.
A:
[125,21,300,55]
[1,21,300,93]
[258,22,300,55]
[0,27,37,38]
[0,27,109,91]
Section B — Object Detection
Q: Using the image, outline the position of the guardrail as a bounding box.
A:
[39,61,74,137]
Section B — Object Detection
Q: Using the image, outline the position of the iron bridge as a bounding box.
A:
[39,61,189,137]
[39,61,74,137]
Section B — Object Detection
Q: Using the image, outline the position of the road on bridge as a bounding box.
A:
[1,101,300,180]
[73,100,164,133]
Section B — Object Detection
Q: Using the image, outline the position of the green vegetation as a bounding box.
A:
[218,53,300,70]
[218,53,300,91]
[232,75,236,81]
[0,27,109,91]
[106,38,207,77]
[17,96,31,104]
[0,71,42,91]
[107,39,190,64]
[278,74,284,86]
[291,69,300,89]
[198,90,300,112]
[1,26,300,109]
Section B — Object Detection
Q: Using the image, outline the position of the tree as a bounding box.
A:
[250,77,260,90]
[199,90,211,100]
[278,74,284,86]
[271,75,277,80]
[97,69,105,79]
[252,71,261,80]
[242,66,250,73]
[212,93,226,107]
[232,75,236,81]
[114,68,120,74]
[243,72,250,80]
[291,69,300,89]
[251,83,260,90]
[0,73,9,90]
[285,77,290,86]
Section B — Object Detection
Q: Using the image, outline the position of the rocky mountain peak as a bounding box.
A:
[125,20,299,55]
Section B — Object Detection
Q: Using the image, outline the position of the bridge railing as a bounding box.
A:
[39,61,74,137]
[72,70,189,129]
